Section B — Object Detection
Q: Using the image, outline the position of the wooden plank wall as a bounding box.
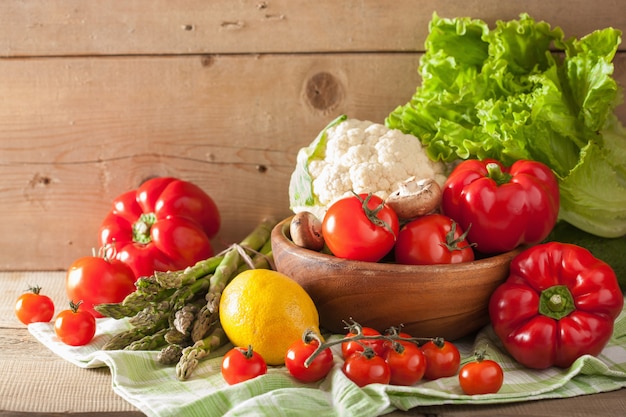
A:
[1,0,625,270]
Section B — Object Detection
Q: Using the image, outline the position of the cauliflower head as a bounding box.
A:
[289,115,448,220]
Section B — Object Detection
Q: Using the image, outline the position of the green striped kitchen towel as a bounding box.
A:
[29,297,626,417]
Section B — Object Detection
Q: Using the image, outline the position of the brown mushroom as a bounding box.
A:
[289,211,325,251]
[386,177,442,220]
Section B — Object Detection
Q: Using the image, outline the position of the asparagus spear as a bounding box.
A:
[172,302,201,336]
[155,255,224,288]
[164,328,189,346]
[129,300,171,328]
[102,318,168,350]
[125,328,169,351]
[176,325,228,381]
[95,287,176,319]
[157,344,185,365]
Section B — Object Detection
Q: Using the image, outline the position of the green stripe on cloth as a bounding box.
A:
[29,297,626,417]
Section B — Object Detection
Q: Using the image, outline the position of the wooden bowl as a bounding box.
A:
[271,216,524,341]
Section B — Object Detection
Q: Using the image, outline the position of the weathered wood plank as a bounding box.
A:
[0,0,624,56]
[0,52,625,270]
[0,53,422,270]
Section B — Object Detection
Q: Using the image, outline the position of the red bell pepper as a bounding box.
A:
[99,177,220,279]
[489,242,624,369]
[441,159,559,254]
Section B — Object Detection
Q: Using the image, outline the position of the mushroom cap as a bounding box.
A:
[386,177,442,220]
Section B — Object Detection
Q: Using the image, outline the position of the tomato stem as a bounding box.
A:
[352,192,396,239]
[439,221,476,252]
[98,243,118,262]
[239,345,255,359]
[26,285,42,295]
[302,329,324,346]
[68,300,83,313]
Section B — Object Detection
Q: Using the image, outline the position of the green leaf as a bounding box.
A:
[386,13,626,238]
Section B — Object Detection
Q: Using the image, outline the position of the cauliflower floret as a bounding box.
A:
[290,117,448,220]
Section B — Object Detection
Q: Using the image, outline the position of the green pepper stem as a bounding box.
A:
[486,162,512,186]
[133,213,157,244]
[539,285,576,320]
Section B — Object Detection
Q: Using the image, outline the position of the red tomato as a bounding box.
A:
[382,330,416,354]
[14,286,55,325]
[285,336,334,383]
[395,214,475,265]
[322,193,399,262]
[342,326,386,359]
[459,359,504,395]
[66,255,137,318]
[384,342,427,386]
[221,346,267,385]
[342,350,391,387]
[420,339,461,380]
[54,301,96,346]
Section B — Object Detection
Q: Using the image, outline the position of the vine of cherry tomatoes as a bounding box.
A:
[277,323,503,395]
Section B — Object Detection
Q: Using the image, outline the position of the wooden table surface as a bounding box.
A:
[1,271,625,416]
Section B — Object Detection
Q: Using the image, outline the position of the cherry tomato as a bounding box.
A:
[54,301,96,346]
[459,358,504,395]
[421,338,461,380]
[322,193,399,262]
[395,214,475,265]
[221,345,267,385]
[341,326,386,359]
[285,334,334,383]
[14,286,55,325]
[342,350,391,387]
[66,254,137,318]
[384,342,427,386]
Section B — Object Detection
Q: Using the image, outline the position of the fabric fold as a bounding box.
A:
[28,298,626,417]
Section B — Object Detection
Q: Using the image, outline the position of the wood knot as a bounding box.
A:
[305,72,342,111]
[201,55,214,67]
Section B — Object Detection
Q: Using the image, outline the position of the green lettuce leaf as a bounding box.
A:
[386,13,626,237]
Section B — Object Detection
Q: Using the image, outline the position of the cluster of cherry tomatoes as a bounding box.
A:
[221,324,504,396]
[14,285,96,346]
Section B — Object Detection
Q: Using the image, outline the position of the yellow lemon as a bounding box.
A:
[219,269,320,365]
